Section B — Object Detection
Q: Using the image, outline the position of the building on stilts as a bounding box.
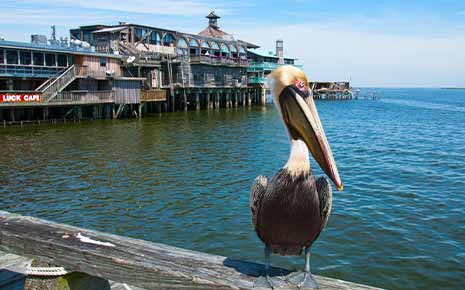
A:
[0,12,303,125]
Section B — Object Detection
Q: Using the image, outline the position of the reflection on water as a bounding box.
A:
[1,88,464,290]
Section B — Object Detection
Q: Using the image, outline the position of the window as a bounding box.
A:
[83,31,92,43]
[177,38,188,48]
[201,41,210,49]
[45,53,56,66]
[100,58,107,67]
[134,28,144,42]
[190,48,199,55]
[67,55,74,66]
[162,33,175,46]
[150,32,160,45]
[33,52,44,66]
[6,50,18,64]
[19,51,32,65]
[189,39,200,47]
[57,54,67,67]
[285,59,295,65]
[210,41,219,50]
[220,43,230,57]
[71,31,80,40]
[0,50,4,64]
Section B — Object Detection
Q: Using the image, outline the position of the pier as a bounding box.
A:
[310,82,353,100]
[0,211,380,290]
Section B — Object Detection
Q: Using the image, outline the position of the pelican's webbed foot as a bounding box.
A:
[253,247,289,289]
[286,271,319,289]
[286,246,319,289]
[254,275,288,289]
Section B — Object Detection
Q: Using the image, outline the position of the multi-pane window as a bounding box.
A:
[6,50,18,64]
[45,53,56,66]
[20,51,32,65]
[100,58,107,67]
[57,54,67,67]
[0,50,4,64]
[33,52,44,66]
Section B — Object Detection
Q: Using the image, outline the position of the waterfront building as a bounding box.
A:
[247,39,299,86]
[0,12,302,123]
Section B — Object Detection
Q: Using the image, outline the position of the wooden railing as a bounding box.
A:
[0,211,380,290]
[189,56,248,67]
[40,65,77,102]
[140,89,167,102]
[51,90,114,104]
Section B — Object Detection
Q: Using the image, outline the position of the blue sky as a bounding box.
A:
[1,0,465,87]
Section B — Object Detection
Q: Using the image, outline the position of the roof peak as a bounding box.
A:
[206,11,220,19]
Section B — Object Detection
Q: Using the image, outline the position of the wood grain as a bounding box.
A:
[0,211,381,290]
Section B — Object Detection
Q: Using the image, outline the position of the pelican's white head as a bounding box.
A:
[268,65,343,191]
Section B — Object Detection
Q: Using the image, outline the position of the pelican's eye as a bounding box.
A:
[294,80,309,99]
[296,80,306,90]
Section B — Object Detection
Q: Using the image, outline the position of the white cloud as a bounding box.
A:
[234,23,465,87]
[13,0,240,16]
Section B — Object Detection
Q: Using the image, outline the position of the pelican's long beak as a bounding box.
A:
[279,85,343,191]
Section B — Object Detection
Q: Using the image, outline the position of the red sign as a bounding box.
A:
[0,93,42,103]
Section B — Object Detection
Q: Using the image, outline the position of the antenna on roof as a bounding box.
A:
[50,25,59,46]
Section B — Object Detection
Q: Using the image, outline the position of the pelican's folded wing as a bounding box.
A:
[316,176,333,232]
[250,175,268,230]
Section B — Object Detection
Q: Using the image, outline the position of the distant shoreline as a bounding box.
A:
[441,88,465,90]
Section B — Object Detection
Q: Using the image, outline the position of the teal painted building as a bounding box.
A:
[247,40,302,86]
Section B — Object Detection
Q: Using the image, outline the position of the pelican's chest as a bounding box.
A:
[257,169,322,246]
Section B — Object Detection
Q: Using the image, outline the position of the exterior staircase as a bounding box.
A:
[179,58,192,87]
[36,65,77,102]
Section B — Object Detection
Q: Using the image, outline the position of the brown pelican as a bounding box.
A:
[250,65,343,289]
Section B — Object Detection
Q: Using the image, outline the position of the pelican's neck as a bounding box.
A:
[283,139,310,176]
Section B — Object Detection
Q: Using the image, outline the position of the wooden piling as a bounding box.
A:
[195,92,200,111]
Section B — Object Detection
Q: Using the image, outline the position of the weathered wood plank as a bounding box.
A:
[0,251,142,290]
[0,211,381,290]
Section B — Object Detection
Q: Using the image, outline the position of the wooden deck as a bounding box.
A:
[0,211,382,290]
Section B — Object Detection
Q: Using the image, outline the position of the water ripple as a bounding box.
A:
[0,89,464,289]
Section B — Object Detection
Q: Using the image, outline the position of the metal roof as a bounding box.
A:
[92,26,128,34]
[0,40,121,58]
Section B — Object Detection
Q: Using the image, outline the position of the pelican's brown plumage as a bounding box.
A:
[250,66,342,289]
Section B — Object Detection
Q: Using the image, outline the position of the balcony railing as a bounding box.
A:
[0,64,66,78]
[248,76,267,84]
[247,62,303,72]
[52,90,114,104]
[247,62,278,71]
[189,55,249,67]
[140,90,167,102]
